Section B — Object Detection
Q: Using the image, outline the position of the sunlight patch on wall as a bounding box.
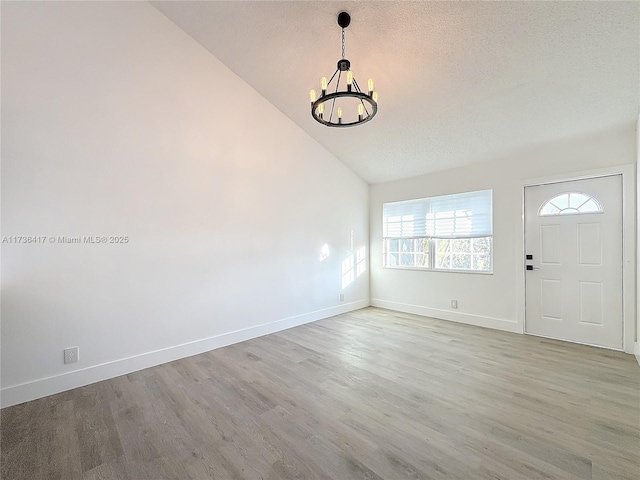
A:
[341,254,354,289]
[319,243,330,262]
[356,246,366,277]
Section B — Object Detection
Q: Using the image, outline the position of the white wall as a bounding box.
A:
[1,2,369,407]
[371,124,636,340]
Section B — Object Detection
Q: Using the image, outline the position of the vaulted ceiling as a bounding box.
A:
[152,1,639,184]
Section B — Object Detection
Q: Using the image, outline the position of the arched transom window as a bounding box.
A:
[539,192,603,216]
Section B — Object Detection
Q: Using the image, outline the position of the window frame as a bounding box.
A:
[383,237,431,269]
[383,236,493,274]
[382,190,493,274]
[432,236,493,273]
[538,191,604,217]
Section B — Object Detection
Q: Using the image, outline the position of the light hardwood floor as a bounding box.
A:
[2,307,639,479]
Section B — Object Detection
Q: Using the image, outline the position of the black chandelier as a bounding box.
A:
[309,12,378,127]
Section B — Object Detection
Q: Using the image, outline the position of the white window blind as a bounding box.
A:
[383,190,492,239]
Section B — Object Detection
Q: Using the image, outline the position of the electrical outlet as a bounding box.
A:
[451,300,458,309]
[64,346,79,364]
[340,293,345,302]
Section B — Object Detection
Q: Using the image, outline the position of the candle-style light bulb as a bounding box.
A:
[357,103,364,121]
[320,76,328,96]
[337,107,343,124]
[309,89,316,104]
[318,102,324,119]
[367,78,374,96]
[347,71,353,92]
[372,91,378,103]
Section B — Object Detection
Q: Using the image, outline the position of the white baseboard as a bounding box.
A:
[635,342,640,367]
[371,298,520,333]
[1,300,368,409]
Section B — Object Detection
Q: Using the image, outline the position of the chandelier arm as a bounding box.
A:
[352,77,364,93]
[329,96,335,124]
[328,70,342,123]
[360,98,371,117]
[352,78,370,115]
[351,78,374,115]
[326,68,339,88]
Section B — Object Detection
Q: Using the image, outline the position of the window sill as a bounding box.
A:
[382,266,493,275]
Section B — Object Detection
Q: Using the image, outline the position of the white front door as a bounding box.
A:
[524,175,623,350]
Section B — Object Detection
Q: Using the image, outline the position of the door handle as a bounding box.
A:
[526,265,540,271]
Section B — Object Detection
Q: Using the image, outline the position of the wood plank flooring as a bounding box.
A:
[2,307,639,479]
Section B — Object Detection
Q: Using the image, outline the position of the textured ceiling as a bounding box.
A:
[152,1,639,184]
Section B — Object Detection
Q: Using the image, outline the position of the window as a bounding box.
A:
[539,192,603,216]
[384,238,430,268]
[383,190,492,272]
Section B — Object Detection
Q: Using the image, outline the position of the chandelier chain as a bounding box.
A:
[341,28,345,59]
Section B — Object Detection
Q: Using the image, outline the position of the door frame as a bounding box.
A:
[519,164,635,353]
